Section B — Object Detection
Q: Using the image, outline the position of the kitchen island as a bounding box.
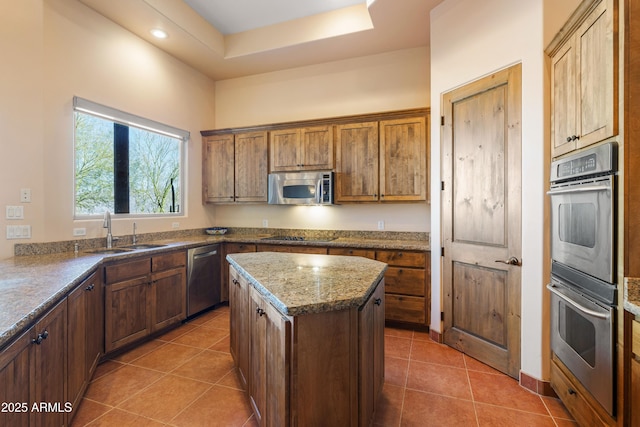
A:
[226,251,387,427]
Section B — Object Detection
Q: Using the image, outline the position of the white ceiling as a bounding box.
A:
[184,0,366,35]
[79,0,443,81]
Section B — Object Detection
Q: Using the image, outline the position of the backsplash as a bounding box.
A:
[14,227,429,256]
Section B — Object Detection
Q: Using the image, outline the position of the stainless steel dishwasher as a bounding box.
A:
[187,244,221,317]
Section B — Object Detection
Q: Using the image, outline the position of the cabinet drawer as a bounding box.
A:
[384,267,425,296]
[376,251,425,267]
[152,250,186,272]
[257,244,327,254]
[226,243,257,254]
[385,295,425,324]
[105,258,150,284]
[328,248,375,259]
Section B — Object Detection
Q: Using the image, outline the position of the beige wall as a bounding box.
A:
[430,0,580,382]
[0,0,217,259]
[211,47,431,232]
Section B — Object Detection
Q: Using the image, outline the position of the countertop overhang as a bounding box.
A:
[227,252,388,316]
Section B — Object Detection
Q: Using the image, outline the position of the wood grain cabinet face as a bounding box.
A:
[203,131,268,203]
[0,329,33,427]
[270,126,334,172]
[549,0,617,158]
[229,266,250,390]
[626,313,640,426]
[335,117,428,203]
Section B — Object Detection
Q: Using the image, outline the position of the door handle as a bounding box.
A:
[494,256,521,266]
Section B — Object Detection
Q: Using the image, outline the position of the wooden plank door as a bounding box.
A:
[441,64,522,378]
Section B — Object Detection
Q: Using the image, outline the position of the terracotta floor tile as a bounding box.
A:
[554,418,580,426]
[385,326,414,339]
[172,349,236,383]
[171,325,229,349]
[186,309,221,325]
[410,340,465,368]
[90,359,125,382]
[373,383,404,426]
[156,323,197,342]
[464,354,503,375]
[84,365,163,406]
[171,385,253,427]
[130,342,203,372]
[385,335,412,359]
[200,314,230,330]
[468,370,548,414]
[69,399,112,427]
[85,408,166,427]
[400,389,476,427]
[411,330,434,342]
[406,360,472,400]
[385,356,409,387]
[217,368,247,391]
[111,339,166,364]
[541,395,573,419]
[117,374,211,423]
[209,333,230,353]
[475,402,557,426]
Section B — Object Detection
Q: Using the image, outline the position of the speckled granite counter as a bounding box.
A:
[2,228,428,350]
[226,252,387,316]
[624,277,640,316]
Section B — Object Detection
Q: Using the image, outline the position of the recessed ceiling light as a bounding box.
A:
[150,29,168,39]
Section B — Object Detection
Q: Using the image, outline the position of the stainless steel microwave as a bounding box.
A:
[268,171,334,205]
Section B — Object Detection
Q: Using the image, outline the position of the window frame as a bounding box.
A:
[72,96,189,219]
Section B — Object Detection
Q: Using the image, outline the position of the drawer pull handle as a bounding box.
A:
[568,388,576,396]
[374,298,382,306]
[85,284,95,291]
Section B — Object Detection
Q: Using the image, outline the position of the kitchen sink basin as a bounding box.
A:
[85,248,132,254]
[121,243,168,250]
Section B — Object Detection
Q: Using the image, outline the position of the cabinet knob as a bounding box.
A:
[85,284,95,291]
[566,136,572,142]
[256,307,265,317]
[568,388,576,396]
[32,330,49,345]
[374,298,382,306]
[232,279,239,285]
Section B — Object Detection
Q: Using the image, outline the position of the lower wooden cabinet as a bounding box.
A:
[625,310,640,426]
[0,327,32,427]
[104,251,186,353]
[223,243,257,302]
[230,264,384,426]
[67,272,103,424]
[256,244,327,254]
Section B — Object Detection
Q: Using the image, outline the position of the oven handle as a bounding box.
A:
[546,185,610,196]
[546,284,609,319]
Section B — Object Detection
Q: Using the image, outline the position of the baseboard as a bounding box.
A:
[520,371,557,397]
[429,329,443,343]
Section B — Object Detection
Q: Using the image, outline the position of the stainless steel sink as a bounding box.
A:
[121,243,168,250]
[85,248,133,254]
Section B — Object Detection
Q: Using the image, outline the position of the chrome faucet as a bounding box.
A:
[103,210,113,248]
[132,222,137,244]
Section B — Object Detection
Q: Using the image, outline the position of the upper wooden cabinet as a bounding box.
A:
[270,126,333,171]
[203,131,268,203]
[547,0,618,158]
[335,116,428,203]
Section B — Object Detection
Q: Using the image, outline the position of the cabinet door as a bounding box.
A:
[33,299,67,427]
[222,243,257,302]
[150,266,186,332]
[256,244,327,254]
[0,329,33,427]
[203,134,235,203]
[105,275,150,353]
[235,131,268,202]
[229,266,250,389]
[358,280,384,427]
[270,128,301,171]
[335,122,379,202]
[575,0,616,149]
[301,126,333,170]
[67,284,88,417]
[379,117,427,201]
[551,41,578,157]
[85,272,104,379]
[250,286,290,427]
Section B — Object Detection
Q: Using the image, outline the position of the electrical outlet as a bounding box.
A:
[172,222,180,229]
[377,220,385,230]
[20,188,31,203]
[73,228,86,236]
[262,219,268,227]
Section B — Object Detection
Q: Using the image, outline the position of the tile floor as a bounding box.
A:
[71,305,577,426]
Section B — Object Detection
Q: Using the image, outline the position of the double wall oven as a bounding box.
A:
[547,142,617,416]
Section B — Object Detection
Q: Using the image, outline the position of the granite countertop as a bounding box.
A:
[624,277,640,316]
[226,252,387,316]
[1,229,429,350]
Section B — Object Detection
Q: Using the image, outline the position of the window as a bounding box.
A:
[73,97,188,217]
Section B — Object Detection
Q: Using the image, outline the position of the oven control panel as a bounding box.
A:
[550,142,616,183]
